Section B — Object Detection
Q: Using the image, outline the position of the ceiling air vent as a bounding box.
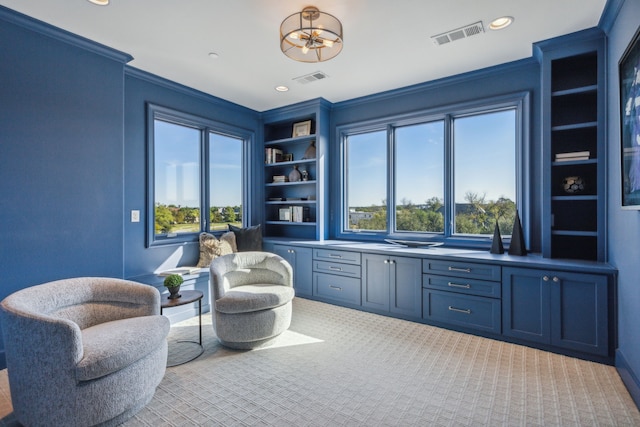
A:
[431,21,485,46]
[294,71,329,85]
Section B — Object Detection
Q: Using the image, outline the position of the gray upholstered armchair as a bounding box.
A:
[0,277,170,427]
[209,251,294,349]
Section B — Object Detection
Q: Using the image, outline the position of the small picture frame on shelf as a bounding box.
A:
[292,120,311,137]
[279,207,292,222]
[281,153,293,162]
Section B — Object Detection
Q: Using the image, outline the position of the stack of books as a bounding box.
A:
[265,148,283,164]
[272,175,287,183]
[555,151,590,162]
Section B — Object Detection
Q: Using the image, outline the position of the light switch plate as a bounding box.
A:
[131,210,140,223]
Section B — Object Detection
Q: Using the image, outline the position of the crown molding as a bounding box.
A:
[0,5,132,64]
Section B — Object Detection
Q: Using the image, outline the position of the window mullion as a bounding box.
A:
[444,114,454,237]
[202,129,210,232]
[387,124,395,234]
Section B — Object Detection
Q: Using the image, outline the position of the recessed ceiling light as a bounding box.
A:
[275,86,289,92]
[489,16,514,30]
[87,0,109,5]
[208,52,219,59]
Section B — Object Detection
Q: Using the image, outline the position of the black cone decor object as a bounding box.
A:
[508,210,527,256]
[490,220,504,254]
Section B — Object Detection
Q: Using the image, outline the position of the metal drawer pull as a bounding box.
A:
[329,254,342,258]
[448,306,471,314]
[329,266,343,271]
[448,282,471,289]
[329,285,343,291]
[448,266,471,273]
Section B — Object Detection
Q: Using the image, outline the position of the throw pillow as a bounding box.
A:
[228,224,262,252]
[196,231,237,268]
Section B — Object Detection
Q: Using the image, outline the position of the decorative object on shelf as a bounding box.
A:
[163,274,183,299]
[280,6,343,63]
[289,165,302,182]
[292,120,311,137]
[619,25,640,208]
[282,153,293,162]
[301,169,309,181]
[272,175,287,183]
[279,207,292,221]
[302,140,316,159]
[490,221,504,254]
[508,211,527,256]
[562,176,585,194]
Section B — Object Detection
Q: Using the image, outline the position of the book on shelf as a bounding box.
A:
[291,206,311,222]
[158,267,202,276]
[555,156,590,162]
[272,175,288,183]
[292,206,303,222]
[555,151,590,162]
[265,148,284,164]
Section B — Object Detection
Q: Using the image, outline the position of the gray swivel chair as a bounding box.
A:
[209,252,294,349]
[0,277,170,427]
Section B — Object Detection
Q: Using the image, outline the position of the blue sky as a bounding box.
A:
[347,109,516,207]
[154,120,242,207]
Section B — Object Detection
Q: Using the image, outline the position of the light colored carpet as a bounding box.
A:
[0,297,639,426]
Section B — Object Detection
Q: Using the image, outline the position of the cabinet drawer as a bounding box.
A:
[423,259,501,281]
[313,260,361,278]
[313,273,361,305]
[423,289,501,334]
[314,249,361,265]
[423,274,501,298]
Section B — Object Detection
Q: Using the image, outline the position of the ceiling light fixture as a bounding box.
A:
[280,6,343,63]
[489,16,514,30]
[275,86,289,92]
[87,0,110,5]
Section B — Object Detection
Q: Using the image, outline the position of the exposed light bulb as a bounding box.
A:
[289,32,299,40]
[301,45,309,55]
[322,39,334,48]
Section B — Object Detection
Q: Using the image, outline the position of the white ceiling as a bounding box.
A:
[0,0,607,112]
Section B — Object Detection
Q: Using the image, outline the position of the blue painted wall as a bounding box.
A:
[0,12,129,295]
[602,0,640,406]
[123,69,260,278]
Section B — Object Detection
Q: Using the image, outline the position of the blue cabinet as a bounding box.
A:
[422,259,502,334]
[502,267,609,356]
[273,244,313,297]
[362,254,422,318]
[312,248,362,305]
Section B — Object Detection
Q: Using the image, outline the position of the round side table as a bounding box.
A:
[160,290,204,367]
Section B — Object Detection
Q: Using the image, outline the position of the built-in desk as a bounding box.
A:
[264,238,617,364]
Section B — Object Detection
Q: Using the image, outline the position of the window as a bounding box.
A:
[453,110,516,236]
[346,130,387,231]
[340,94,526,244]
[148,105,249,245]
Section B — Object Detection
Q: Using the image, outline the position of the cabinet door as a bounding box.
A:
[502,267,551,344]
[503,267,609,357]
[390,256,422,318]
[273,245,313,297]
[361,254,390,311]
[550,271,608,356]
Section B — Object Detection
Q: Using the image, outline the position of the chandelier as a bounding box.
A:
[280,6,343,63]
